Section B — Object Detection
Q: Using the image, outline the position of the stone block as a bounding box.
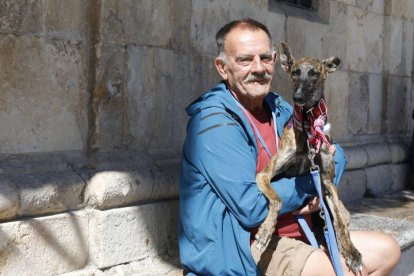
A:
[0,176,19,220]
[366,73,383,134]
[348,72,369,135]
[390,164,410,192]
[0,34,88,154]
[84,166,178,209]
[386,76,411,133]
[0,211,89,275]
[389,0,414,21]
[93,43,127,149]
[388,142,410,164]
[60,268,103,276]
[125,45,175,151]
[89,201,178,269]
[17,172,85,216]
[324,71,350,139]
[100,0,177,47]
[346,6,384,73]
[355,0,384,14]
[365,164,393,196]
[190,0,231,55]
[338,169,367,203]
[387,18,414,77]
[322,1,348,62]
[286,17,327,59]
[43,0,93,35]
[0,0,42,33]
[364,143,390,166]
[229,0,286,45]
[125,45,219,155]
[336,0,355,5]
[343,145,368,170]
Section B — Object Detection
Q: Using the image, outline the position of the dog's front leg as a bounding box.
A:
[323,178,363,273]
[255,147,297,251]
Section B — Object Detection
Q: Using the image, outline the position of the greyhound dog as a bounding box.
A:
[254,42,363,273]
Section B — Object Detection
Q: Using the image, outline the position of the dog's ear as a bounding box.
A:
[278,42,295,72]
[322,56,341,73]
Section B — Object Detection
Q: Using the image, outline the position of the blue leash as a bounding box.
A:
[297,169,344,276]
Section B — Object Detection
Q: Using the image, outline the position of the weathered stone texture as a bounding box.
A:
[338,169,367,202]
[101,0,177,47]
[355,0,384,15]
[43,0,94,35]
[0,34,88,154]
[347,72,369,135]
[322,1,348,62]
[385,76,411,133]
[324,71,349,139]
[0,212,89,275]
[286,17,327,59]
[0,176,19,219]
[89,201,178,269]
[17,172,85,217]
[387,0,414,20]
[0,0,42,33]
[84,168,178,209]
[366,73,383,134]
[346,6,384,73]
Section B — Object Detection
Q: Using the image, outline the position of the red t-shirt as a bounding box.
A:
[245,105,311,243]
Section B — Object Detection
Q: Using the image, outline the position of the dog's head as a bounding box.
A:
[277,42,340,109]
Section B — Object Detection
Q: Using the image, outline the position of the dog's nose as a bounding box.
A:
[293,88,305,102]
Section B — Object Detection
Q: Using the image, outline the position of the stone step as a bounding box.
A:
[347,190,414,276]
[61,191,414,276]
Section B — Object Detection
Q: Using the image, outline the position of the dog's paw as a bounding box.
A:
[254,227,272,252]
[344,248,363,273]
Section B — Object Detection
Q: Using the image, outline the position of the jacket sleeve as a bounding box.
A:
[186,110,268,228]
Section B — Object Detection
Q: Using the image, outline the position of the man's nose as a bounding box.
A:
[251,56,266,72]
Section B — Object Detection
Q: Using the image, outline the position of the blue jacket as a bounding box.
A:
[179,82,347,275]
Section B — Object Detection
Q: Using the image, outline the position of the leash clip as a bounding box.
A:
[307,143,319,172]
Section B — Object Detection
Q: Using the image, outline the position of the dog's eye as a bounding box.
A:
[291,69,301,77]
[308,69,320,78]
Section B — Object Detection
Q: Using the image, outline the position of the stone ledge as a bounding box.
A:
[343,141,409,170]
[0,141,409,221]
[338,163,410,202]
[0,211,89,275]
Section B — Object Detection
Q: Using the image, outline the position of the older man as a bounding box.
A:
[179,18,400,275]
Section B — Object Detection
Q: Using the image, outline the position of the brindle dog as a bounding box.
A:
[254,42,363,273]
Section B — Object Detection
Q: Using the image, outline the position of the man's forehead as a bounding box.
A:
[224,28,272,54]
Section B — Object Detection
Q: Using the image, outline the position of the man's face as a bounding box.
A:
[215,28,275,107]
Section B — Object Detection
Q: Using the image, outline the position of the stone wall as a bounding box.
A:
[0,0,412,274]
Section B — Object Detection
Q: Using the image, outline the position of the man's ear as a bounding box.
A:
[278,42,295,72]
[322,56,341,73]
[215,57,228,80]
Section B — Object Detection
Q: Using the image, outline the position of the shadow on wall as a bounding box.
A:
[0,151,181,274]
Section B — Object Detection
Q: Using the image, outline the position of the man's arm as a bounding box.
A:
[187,109,323,228]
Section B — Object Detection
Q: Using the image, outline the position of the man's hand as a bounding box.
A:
[292,196,320,215]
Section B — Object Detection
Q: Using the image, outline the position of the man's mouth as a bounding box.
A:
[245,73,272,85]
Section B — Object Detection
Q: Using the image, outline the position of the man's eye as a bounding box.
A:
[236,58,252,66]
[261,55,273,63]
